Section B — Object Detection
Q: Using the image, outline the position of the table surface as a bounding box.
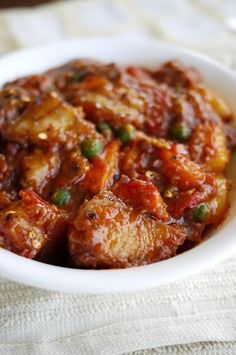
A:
[0,0,54,8]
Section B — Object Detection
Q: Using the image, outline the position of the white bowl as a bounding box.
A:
[0,38,235,294]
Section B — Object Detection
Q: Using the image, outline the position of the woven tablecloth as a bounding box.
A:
[0,1,236,354]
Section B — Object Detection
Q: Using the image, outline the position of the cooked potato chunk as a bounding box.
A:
[0,57,234,270]
[160,146,206,190]
[196,85,232,121]
[2,92,101,149]
[21,148,60,196]
[0,87,31,129]
[69,190,186,268]
[0,190,66,258]
[207,176,230,224]
[51,140,120,212]
[49,60,173,137]
[189,122,230,173]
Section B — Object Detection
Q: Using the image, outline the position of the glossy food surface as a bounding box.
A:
[0,58,235,269]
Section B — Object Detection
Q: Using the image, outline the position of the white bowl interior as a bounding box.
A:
[0,38,235,293]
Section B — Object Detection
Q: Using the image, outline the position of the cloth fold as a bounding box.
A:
[1,255,236,354]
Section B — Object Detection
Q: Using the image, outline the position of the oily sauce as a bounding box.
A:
[0,59,235,268]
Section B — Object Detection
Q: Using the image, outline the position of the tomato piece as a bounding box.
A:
[82,139,120,194]
[112,175,169,221]
[165,173,216,219]
[160,146,206,190]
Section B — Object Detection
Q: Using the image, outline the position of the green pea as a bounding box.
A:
[81,138,103,159]
[96,122,111,133]
[72,69,88,82]
[118,124,136,143]
[53,189,70,206]
[170,122,191,142]
[192,203,210,222]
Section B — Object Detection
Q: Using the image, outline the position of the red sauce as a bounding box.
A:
[0,59,235,268]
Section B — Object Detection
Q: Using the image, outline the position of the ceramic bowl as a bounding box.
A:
[0,38,235,293]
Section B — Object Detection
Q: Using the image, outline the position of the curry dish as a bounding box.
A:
[0,59,235,268]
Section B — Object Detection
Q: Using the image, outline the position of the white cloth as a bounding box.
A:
[1,257,236,354]
[0,1,236,354]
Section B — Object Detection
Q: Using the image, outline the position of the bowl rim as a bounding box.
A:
[0,37,236,294]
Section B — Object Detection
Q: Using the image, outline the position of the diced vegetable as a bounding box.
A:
[0,190,66,259]
[189,122,230,173]
[207,176,230,224]
[170,122,191,142]
[72,70,88,82]
[53,189,71,206]
[0,57,234,270]
[82,140,120,194]
[68,190,186,268]
[118,124,136,143]
[192,203,210,222]
[96,122,111,133]
[160,147,206,190]
[112,175,169,221]
[81,138,104,159]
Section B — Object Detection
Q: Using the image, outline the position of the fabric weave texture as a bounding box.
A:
[0,0,236,354]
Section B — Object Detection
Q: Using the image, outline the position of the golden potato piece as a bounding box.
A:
[207,176,230,224]
[0,190,66,259]
[51,140,120,214]
[68,191,186,268]
[160,146,206,191]
[51,59,172,137]
[189,122,230,173]
[21,148,60,196]
[2,92,100,148]
[196,85,232,121]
